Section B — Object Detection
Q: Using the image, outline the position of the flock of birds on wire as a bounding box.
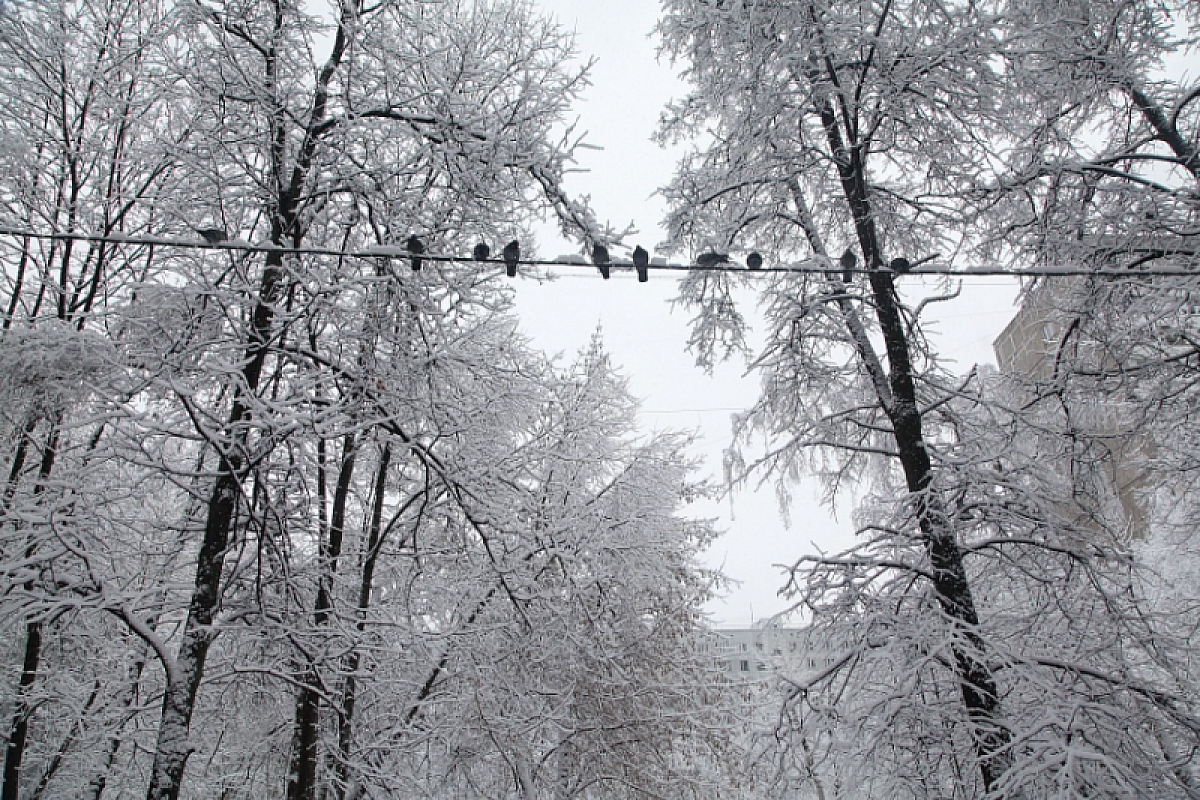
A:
[195,227,913,282]
[5,224,1184,279]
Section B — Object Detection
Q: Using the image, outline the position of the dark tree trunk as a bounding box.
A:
[332,443,391,800]
[145,256,284,800]
[82,653,148,800]
[0,422,37,800]
[288,435,357,800]
[27,679,101,800]
[2,621,43,800]
[2,420,61,800]
[802,42,1012,787]
[869,272,1010,789]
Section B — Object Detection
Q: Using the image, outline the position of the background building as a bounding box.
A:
[709,620,844,680]
[992,277,1154,538]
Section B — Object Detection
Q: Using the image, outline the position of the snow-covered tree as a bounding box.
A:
[89,1,604,796]
[0,2,188,796]
[0,2,748,799]
[315,339,738,800]
[987,0,1200,621]
[657,0,1200,796]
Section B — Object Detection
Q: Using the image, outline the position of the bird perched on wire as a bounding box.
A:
[889,257,911,274]
[194,227,228,244]
[632,245,649,282]
[406,235,425,271]
[473,242,490,262]
[839,248,857,282]
[502,240,520,277]
[746,252,763,271]
[591,243,611,280]
[696,252,731,267]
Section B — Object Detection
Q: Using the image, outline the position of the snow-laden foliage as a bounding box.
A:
[0,2,745,799]
[658,0,1200,797]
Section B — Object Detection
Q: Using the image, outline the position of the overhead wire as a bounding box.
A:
[0,225,1196,279]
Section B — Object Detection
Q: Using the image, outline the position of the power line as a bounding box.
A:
[0,226,1195,279]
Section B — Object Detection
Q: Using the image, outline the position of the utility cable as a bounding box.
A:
[0,226,1196,279]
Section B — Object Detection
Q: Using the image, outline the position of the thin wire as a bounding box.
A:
[0,226,1196,279]
[642,406,746,414]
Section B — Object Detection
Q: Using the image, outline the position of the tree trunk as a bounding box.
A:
[27,679,101,800]
[861,204,1010,793]
[2,621,43,800]
[805,52,1011,786]
[333,443,391,800]
[2,419,61,800]
[145,0,355,786]
[288,435,356,800]
[871,299,1010,790]
[0,421,38,800]
[145,256,284,800]
[82,653,148,800]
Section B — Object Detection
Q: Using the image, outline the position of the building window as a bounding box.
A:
[739,660,750,672]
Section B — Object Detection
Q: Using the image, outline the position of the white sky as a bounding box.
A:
[516,0,1021,625]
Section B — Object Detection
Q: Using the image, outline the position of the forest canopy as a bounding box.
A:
[0,0,1198,798]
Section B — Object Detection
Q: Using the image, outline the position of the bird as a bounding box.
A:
[696,252,731,267]
[889,257,911,274]
[194,227,228,244]
[591,243,611,280]
[473,242,490,262]
[747,252,763,271]
[839,248,857,282]
[502,240,520,277]
[406,235,425,271]
[632,245,649,282]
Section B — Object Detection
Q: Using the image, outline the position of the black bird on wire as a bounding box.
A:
[473,242,490,262]
[194,227,228,244]
[503,240,520,277]
[632,245,649,282]
[406,235,425,271]
[839,248,857,282]
[747,252,763,271]
[591,243,611,280]
[696,252,731,267]
[889,257,911,274]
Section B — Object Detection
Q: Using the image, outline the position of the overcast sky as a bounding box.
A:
[514,0,1021,625]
